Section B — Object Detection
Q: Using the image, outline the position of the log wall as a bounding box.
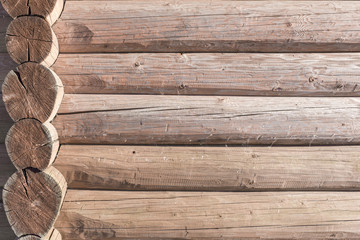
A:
[2,1,360,239]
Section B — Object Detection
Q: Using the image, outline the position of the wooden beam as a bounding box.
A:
[56,190,360,239]
[54,145,360,191]
[4,52,360,97]
[54,94,360,145]
[53,1,360,53]
[53,53,360,96]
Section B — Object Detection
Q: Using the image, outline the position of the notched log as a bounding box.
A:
[2,62,64,123]
[5,119,59,170]
[3,167,67,238]
[0,0,64,25]
[6,16,59,67]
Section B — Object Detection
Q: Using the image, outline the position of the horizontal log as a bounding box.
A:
[54,94,360,145]
[3,144,360,191]
[5,52,360,97]
[53,53,360,96]
[55,145,360,191]
[53,1,360,53]
[56,190,360,239]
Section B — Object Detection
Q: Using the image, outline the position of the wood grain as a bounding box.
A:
[54,94,360,145]
[53,53,360,96]
[55,145,360,191]
[6,119,59,170]
[53,1,360,53]
[0,0,64,25]
[2,62,64,123]
[3,167,67,238]
[6,16,59,67]
[56,190,360,239]
[4,52,360,97]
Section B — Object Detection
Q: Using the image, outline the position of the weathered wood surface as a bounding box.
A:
[53,53,360,96]
[54,95,360,145]
[6,16,59,67]
[17,229,62,240]
[53,1,360,53]
[4,52,360,97]
[3,62,64,123]
[3,167,67,237]
[55,145,360,191]
[6,119,59,170]
[56,190,360,239]
[0,0,64,25]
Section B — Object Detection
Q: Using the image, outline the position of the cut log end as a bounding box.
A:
[2,62,64,123]
[0,0,64,25]
[5,119,59,170]
[17,229,62,240]
[3,167,67,238]
[6,16,59,67]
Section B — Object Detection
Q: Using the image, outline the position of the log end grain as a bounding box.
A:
[3,167,67,238]
[6,16,59,67]
[2,62,63,123]
[5,119,59,170]
[17,228,62,240]
[0,0,64,25]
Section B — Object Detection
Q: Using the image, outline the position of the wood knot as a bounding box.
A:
[179,83,187,89]
[309,77,317,82]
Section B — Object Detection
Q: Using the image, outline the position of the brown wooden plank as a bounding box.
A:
[55,145,360,191]
[53,1,360,53]
[54,94,360,145]
[53,53,360,96]
[56,190,360,239]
